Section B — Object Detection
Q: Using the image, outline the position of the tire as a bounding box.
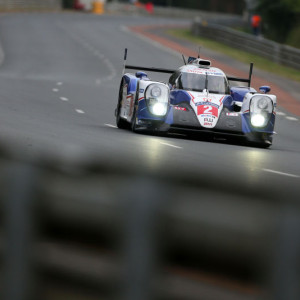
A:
[247,141,272,148]
[131,104,138,132]
[116,80,128,129]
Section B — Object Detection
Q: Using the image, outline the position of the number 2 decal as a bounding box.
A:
[203,105,212,114]
[197,105,218,117]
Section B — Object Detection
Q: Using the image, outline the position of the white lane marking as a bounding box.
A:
[286,116,298,121]
[60,97,69,101]
[58,24,117,82]
[262,168,300,178]
[76,109,85,114]
[105,123,117,128]
[57,82,63,86]
[276,111,286,116]
[52,88,59,92]
[159,142,182,149]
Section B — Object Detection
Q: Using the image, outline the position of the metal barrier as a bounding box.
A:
[105,2,245,27]
[0,142,300,300]
[191,20,300,70]
[0,0,61,11]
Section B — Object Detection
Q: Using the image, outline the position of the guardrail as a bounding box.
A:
[0,142,300,300]
[191,20,300,71]
[0,0,61,11]
[106,2,245,27]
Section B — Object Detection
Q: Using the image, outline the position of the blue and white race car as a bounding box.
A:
[115,49,276,147]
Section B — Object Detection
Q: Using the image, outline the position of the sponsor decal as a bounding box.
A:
[204,122,213,126]
[174,106,187,111]
[185,69,224,76]
[226,112,239,116]
[197,105,218,117]
[204,117,214,123]
[201,114,216,118]
[139,89,144,93]
[196,101,219,109]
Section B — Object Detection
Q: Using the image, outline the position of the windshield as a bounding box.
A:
[177,73,228,94]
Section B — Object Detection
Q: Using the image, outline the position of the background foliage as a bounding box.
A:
[256,0,300,46]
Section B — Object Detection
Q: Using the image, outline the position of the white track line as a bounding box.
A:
[75,109,85,114]
[262,168,300,178]
[276,111,286,116]
[159,142,182,149]
[52,88,59,92]
[286,116,298,121]
[105,123,117,128]
[57,82,63,86]
[60,97,69,101]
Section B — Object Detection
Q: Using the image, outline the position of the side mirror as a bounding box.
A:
[136,71,148,79]
[259,86,271,94]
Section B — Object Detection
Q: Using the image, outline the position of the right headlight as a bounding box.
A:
[145,84,169,116]
[250,95,273,127]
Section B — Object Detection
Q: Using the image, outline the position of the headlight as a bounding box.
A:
[152,103,167,116]
[250,95,273,127]
[257,97,269,109]
[151,85,162,97]
[145,84,169,116]
[250,95,273,113]
[251,114,266,127]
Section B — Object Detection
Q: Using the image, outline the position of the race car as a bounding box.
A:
[115,49,276,148]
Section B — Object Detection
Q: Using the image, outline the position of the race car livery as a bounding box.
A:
[115,49,276,148]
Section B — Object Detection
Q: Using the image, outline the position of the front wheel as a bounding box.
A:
[131,104,138,132]
[116,80,128,129]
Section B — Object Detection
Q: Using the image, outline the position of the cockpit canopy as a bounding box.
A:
[169,71,229,95]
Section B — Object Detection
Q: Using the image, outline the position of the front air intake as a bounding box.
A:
[198,59,211,67]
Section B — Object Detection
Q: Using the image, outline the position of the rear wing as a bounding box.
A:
[122,49,254,86]
[123,48,175,75]
[227,63,253,88]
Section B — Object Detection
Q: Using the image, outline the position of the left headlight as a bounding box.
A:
[145,84,169,116]
[250,95,273,127]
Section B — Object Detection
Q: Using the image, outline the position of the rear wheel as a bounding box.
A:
[116,80,128,129]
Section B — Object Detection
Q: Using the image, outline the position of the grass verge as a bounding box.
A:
[166,29,300,83]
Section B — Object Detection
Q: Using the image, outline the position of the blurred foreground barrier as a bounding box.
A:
[0,143,299,300]
[192,20,300,70]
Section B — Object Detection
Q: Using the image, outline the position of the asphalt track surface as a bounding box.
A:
[0,12,300,299]
[0,13,299,196]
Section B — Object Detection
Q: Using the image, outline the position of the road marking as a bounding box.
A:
[76,109,85,114]
[262,168,300,178]
[159,142,182,149]
[286,116,298,121]
[276,111,286,116]
[52,88,59,92]
[105,123,117,128]
[57,82,63,86]
[60,97,69,101]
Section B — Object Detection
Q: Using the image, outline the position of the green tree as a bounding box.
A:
[256,0,299,43]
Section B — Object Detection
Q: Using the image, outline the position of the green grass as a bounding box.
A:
[166,29,300,83]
